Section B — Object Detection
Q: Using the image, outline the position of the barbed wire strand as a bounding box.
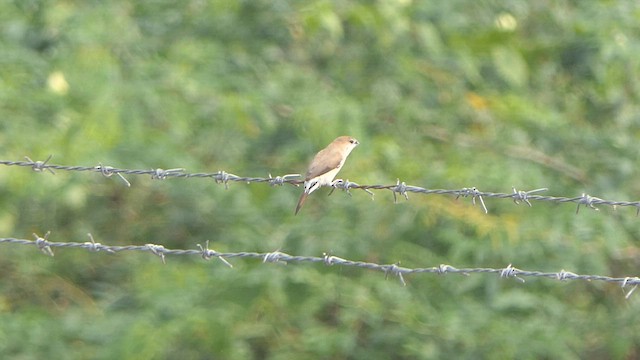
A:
[1,234,638,298]
[3,157,640,215]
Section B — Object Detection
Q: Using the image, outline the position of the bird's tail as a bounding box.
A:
[295,192,308,215]
[295,180,321,215]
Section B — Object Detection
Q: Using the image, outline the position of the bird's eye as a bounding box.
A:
[350,139,356,144]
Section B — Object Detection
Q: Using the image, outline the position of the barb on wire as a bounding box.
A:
[86,233,116,253]
[576,193,601,214]
[95,164,131,187]
[197,240,233,267]
[1,235,639,296]
[329,179,375,199]
[3,158,640,215]
[263,251,287,264]
[392,179,409,203]
[146,243,167,263]
[456,187,488,214]
[33,231,54,256]
[512,187,548,207]
[214,171,236,189]
[152,168,185,180]
[385,262,407,286]
[500,263,525,283]
[622,277,638,299]
[268,173,301,187]
[25,155,55,174]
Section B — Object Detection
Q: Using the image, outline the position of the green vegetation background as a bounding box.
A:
[1,0,640,358]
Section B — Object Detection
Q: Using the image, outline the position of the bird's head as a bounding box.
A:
[334,136,359,154]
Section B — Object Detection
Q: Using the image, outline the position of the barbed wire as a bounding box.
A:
[4,157,638,299]
[1,233,637,299]
[2,156,640,215]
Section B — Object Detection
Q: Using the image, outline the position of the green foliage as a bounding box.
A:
[1,0,640,358]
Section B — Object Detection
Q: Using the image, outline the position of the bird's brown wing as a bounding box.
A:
[304,147,343,180]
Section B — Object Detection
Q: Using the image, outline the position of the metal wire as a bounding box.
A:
[2,157,639,299]
[0,234,637,298]
[2,157,640,214]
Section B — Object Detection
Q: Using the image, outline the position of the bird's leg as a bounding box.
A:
[327,179,344,196]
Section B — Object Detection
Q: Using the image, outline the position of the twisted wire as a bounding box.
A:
[2,158,639,214]
[1,234,637,298]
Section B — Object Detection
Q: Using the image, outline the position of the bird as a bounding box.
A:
[295,135,359,215]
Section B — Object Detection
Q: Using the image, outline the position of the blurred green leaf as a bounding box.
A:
[1,0,640,359]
